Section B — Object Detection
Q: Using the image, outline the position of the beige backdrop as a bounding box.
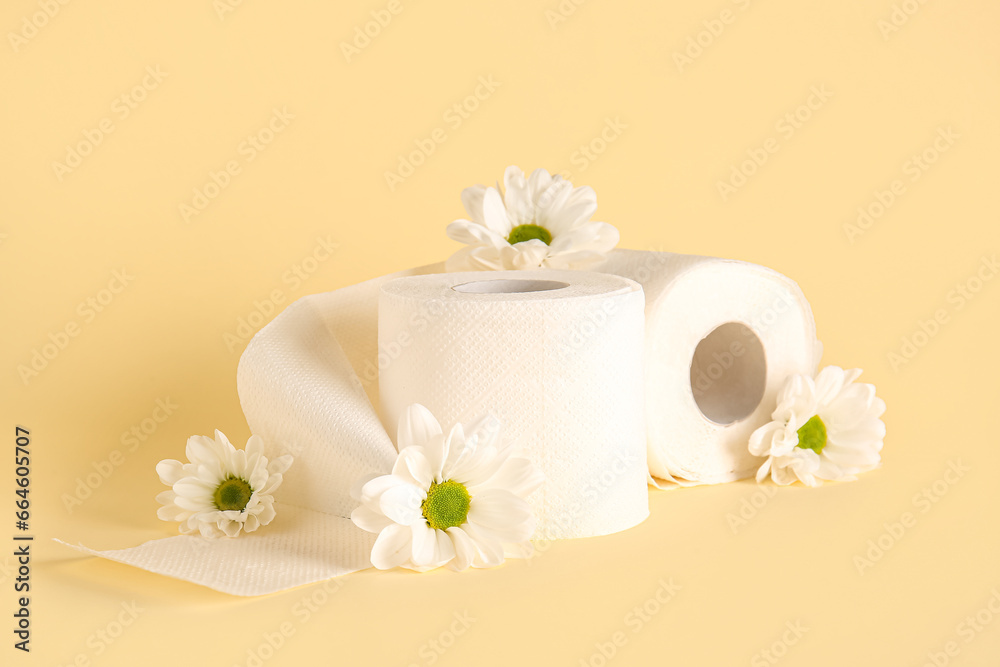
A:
[3,0,999,664]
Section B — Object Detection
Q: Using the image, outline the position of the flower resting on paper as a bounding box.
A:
[351,404,544,572]
[750,366,886,487]
[445,165,619,271]
[155,430,292,538]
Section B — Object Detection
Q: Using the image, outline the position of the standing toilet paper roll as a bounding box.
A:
[378,270,649,539]
[599,250,822,485]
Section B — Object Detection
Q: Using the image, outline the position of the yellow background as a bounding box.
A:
[3,0,999,664]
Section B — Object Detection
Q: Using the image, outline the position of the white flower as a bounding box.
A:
[750,366,886,487]
[445,165,619,271]
[155,430,292,538]
[351,404,544,572]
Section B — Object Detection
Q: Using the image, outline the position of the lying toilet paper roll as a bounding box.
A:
[598,250,821,484]
[378,271,649,539]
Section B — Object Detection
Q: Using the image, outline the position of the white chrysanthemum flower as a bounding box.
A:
[445,165,620,271]
[351,404,544,572]
[155,430,292,538]
[750,366,886,487]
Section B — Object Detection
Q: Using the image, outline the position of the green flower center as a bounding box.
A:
[214,476,253,512]
[796,415,828,454]
[507,224,552,246]
[421,479,471,531]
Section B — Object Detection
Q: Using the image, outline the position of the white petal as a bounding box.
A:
[244,433,264,457]
[445,244,507,272]
[173,478,216,502]
[461,185,487,225]
[447,526,476,571]
[467,489,534,543]
[502,239,549,270]
[409,521,439,566]
[533,179,573,231]
[185,435,222,467]
[468,455,543,498]
[526,168,553,204]
[756,458,772,483]
[398,404,442,450]
[461,522,505,568]
[379,483,425,526]
[255,501,276,527]
[814,366,847,406]
[156,459,186,486]
[503,166,534,226]
[359,474,407,510]
[548,221,618,254]
[351,505,394,533]
[441,423,469,478]
[481,187,512,236]
[543,196,597,236]
[370,523,413,570]
[220,518,242,538]
[424,432,453,483]
[243,513,260,533]
[268,453,293,476]
[446,220,507,247]
[392,446,433,489]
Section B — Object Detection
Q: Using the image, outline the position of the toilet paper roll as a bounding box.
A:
[599,250,821,484]
[378,270,649,539]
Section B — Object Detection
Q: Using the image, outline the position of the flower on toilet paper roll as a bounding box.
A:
[445,165,619,271]
[351,404,544,572]
[155,430,293,538]
[749,366,886,487]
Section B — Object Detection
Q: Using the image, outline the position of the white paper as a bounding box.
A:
[378,271,649,539]
[598,250,821,484]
